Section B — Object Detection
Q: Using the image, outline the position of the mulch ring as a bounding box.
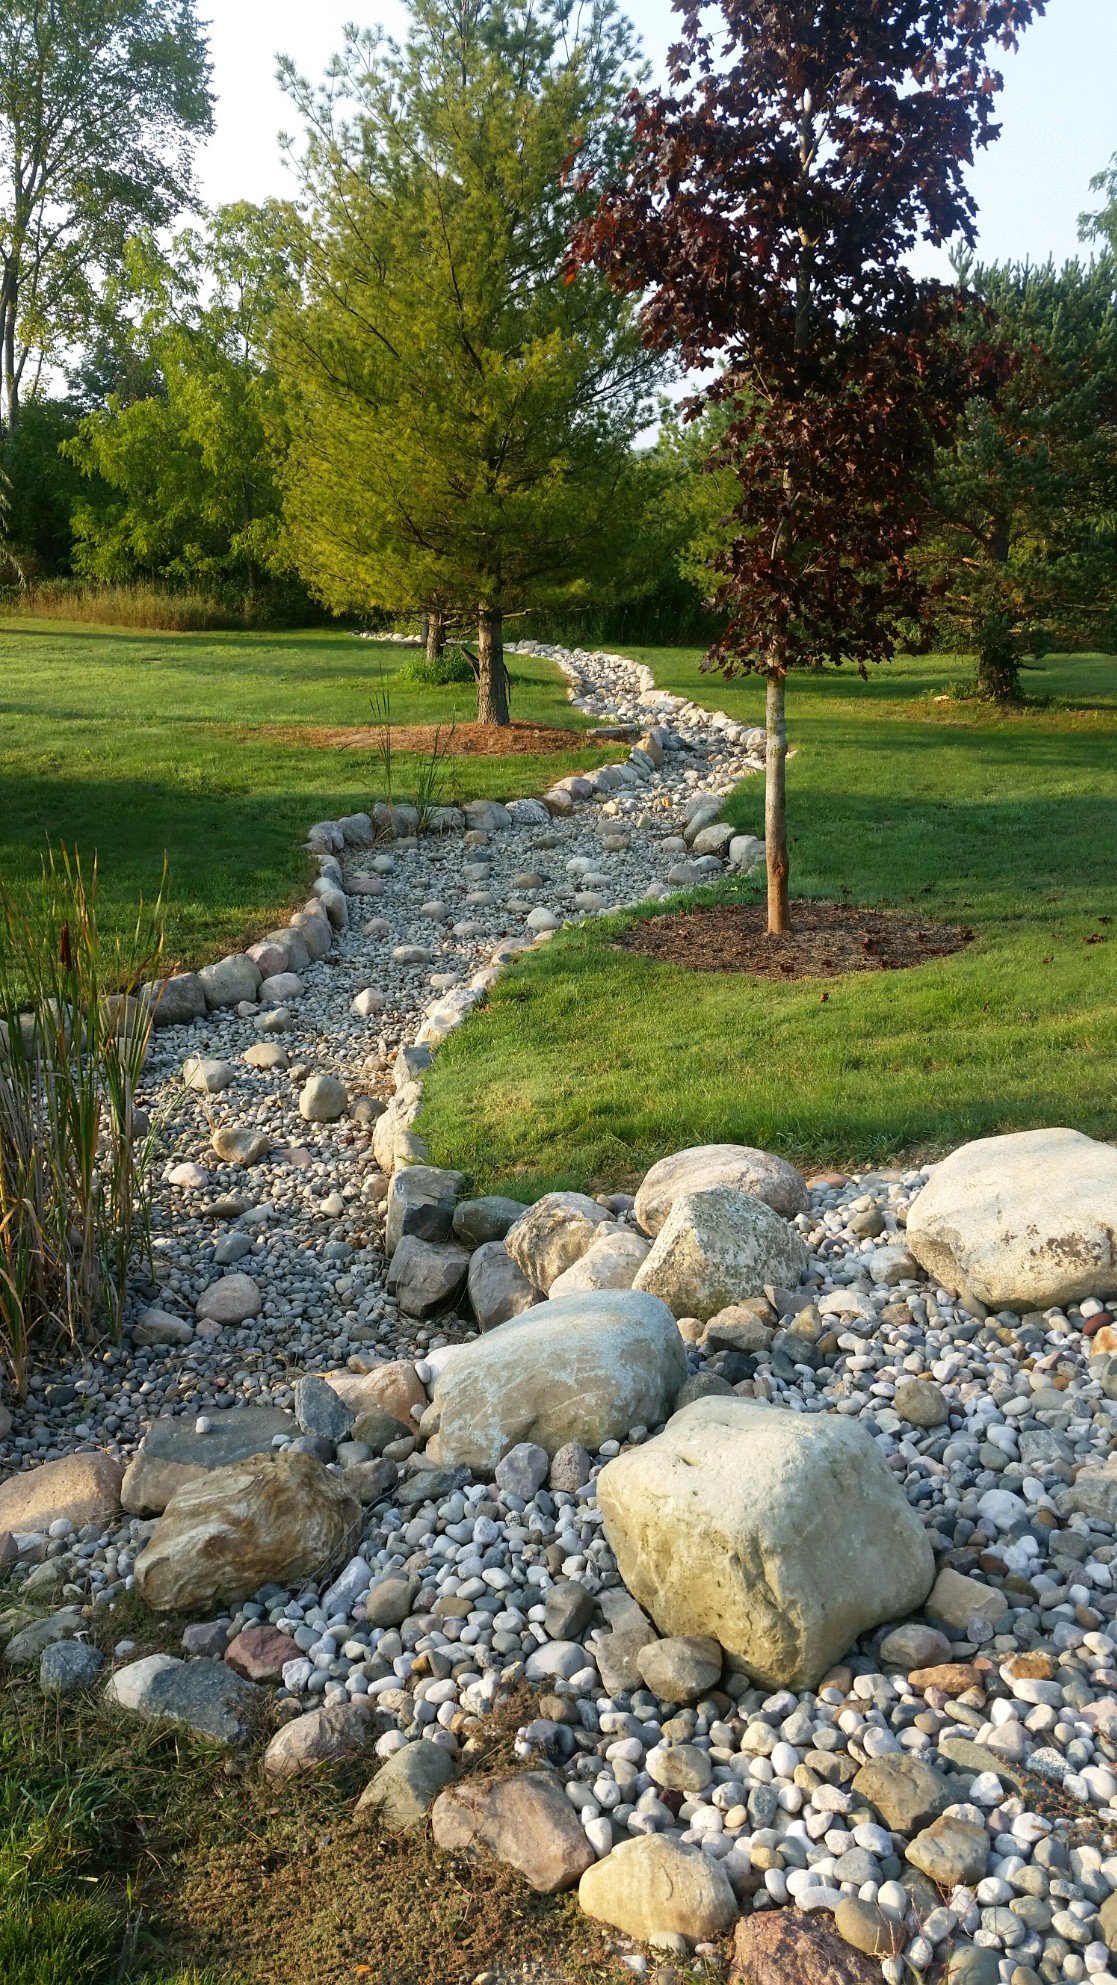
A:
[256,721,607,757]
[615,900,974,981]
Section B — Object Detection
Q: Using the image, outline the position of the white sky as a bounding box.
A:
[198,0,1117,275]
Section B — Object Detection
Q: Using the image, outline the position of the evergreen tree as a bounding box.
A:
[278,0,660,723]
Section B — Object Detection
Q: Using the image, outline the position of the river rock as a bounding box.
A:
[386,1235,471,1318]
[40,1639,104,1695]
[148,972,206,1027]
[432,1289,687,1474]
[504,1192,614,1292]
[224,1623,295,1681]
[431,1769,594,1892]
[298,1073,349,1122]
[0,1451,123,1536]
[633,1185,809,1322]
[906,1815,990,1887]
[195,1272,261,1326]
[636,1634,722,1704]
[905,1128,1117,1309]
[466,1242,542,1331]
[851,1756,953,1832]
[549,1229,651,1298]
[120,1404,295,1515]
[211,1125,270,1166]
[131,1307,194,1348]
[596,1397,934,1690]
[355,1739,456,1829]
[893,1377,949,1428]
[925,1566,1008,1633]
[263,1701,373,1778]
[133,1450,360,1611]
[198,954,262,1010]
[578,1834,737,1941]
[635,1143,808,1233]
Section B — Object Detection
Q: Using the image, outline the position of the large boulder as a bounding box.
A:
[106,1654,260,1743]
[596,1397,934,1690]
[467,1242,543,1331]
[549,1229,651,1299]
[0,1451,122,1536]
[577,1834,737,1941]
[633,1185,809,1321]
[905,1129,1117,1310]
[121,1405,296,1516]
[635,1143,808,1233]
[505,1192,614,1292]
[133,1450,360,1612]
[432,1289,687,1475]
[431,1769,594,1893]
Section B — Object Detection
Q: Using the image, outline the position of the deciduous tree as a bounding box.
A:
[575,0,1043,932]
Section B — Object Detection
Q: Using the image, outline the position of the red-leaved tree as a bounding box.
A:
[575,0,1044,933]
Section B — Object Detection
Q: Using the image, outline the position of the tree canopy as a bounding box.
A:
[0,0,213,434]
[278,0,662,721]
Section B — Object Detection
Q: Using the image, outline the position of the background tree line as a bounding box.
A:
[2,0,1117,708]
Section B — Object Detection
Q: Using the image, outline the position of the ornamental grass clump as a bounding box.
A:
[0,851,166,1396]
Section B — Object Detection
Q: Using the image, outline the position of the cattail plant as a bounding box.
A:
[0,851,166,1397]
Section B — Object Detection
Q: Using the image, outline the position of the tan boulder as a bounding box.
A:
[263,1701,373,1778]
[634,1143,808,1234]
[504,1192,613,1292]
[134,1449,360,1612]
[325,1364,427,1426]
[577,1834,737,1940]
[0,1451,122,1536]
[431,1769,594,1892]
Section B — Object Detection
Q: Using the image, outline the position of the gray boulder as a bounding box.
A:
[453,1196,527,1247]
[432,1288,687,1475]
[386,1235,470,1318]
[106,1654,260,1742]
[295,1375,355,1444]
[355,1739,456,1829]
[385,1166,464,1255]
[197,954,262,1010]
[467,1242,543,1331]
[147,972,206,1027]
[40,1639,104,1695]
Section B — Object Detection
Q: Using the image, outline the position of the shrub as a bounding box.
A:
[402,642,477,687]
[0,852,165,1395]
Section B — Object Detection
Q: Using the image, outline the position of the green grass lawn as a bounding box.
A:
[0,621,613,966]
[418,648,1117,1191]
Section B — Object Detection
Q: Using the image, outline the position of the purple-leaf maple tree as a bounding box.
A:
[574,0,1044,932]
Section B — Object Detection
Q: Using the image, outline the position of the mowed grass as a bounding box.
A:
[418,649,1117,1192]
[0,1590,623,1985]
[0,621,613,967]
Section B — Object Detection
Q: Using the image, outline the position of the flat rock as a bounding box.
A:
[355,1738,456,1829]
[851,1755,953,1832]
[431,1768,594,1893]
[634,1185,809,1321]
[925,1566,1007,1633]
[106,1654,260,1742]
[120,1405,295,1516]
[183,1056,236,1093]
[732,1911,883,1984]
[134,1450,360,1612]
[505,1192,614,1292]
[635,1143,808,1232]
[195,1272,261,1326]
[467,1242,543,1331]
[596,1397,934,1691]
[432,1288,687,1475]
[0,1452,122,1536]
[211,1125,270,1166]
[578,1833,737,1941]
[905,1127,1117,1309]
[4,1608,85,1666]
[263,1701,373,1778]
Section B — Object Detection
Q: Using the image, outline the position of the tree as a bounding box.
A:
[278,0,660,724]
[575,0,1043,932]
[916,252,1117,700]
[64,204,298,595]
[0,0,213,434]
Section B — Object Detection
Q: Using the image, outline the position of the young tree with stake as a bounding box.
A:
[576,0,1043,934]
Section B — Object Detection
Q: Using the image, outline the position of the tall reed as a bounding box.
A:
[0,852,166,1396]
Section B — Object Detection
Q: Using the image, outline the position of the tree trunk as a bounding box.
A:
[976,614,1021,703]
[420,610,429,651]
[426,610,445,664]
[765,674,789,935]
[476,603,510,725]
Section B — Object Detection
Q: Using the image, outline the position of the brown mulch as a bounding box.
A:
[256,721,605,757]
[615,900,974,981]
